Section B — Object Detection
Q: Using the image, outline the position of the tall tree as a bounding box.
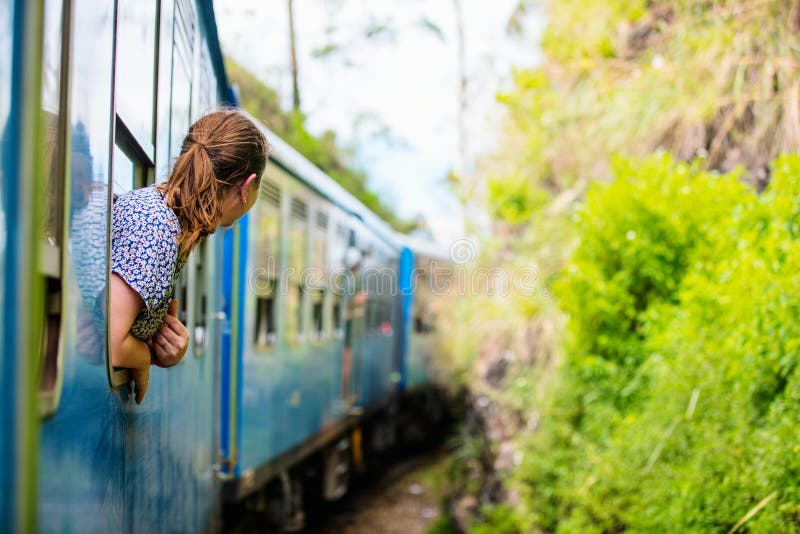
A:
[287,0,301,111]
[453,0,467,180]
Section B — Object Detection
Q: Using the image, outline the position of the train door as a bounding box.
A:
[341,228,366,407]
[0,0,49,530]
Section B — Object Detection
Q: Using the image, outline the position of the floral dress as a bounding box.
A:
[111,185,186,342]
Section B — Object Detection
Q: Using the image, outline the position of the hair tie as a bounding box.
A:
[195,140,209,151]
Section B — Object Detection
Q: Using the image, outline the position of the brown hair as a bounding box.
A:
[158,109,269,257]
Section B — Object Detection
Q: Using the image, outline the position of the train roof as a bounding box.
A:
[396,232,451,262]
[255,122,403,252]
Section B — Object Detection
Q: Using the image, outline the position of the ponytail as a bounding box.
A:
[158,110,269,258]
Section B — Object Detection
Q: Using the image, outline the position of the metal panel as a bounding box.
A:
[1,0,45,530]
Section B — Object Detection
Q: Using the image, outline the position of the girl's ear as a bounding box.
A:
[240,173,257,203]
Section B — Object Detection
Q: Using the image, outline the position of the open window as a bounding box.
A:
[107,0,158,388]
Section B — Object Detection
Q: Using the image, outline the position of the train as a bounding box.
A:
[0,0,450,531]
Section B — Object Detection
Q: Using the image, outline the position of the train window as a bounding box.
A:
[313,210,328,268]
[192,239,209,355]
[285,285,301,344]
[254,294,276,347]
[114,0,157,154]
[330,222,348,271]
[310,289,324,342]
[108,118,154,387]
[252,179,280,349]
[331,291,343,340]
[310,209,328,342]
[112,145,135,194]
[176,268,188,324]
[286,197,308,345]
[381,301,393,336]
[113,117,154,194]
[366,298,376,336]
[256,180,281,261]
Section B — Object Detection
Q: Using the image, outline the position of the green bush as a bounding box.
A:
[507,154,800,532]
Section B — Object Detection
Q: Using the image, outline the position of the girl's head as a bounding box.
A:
[161,109,270,255]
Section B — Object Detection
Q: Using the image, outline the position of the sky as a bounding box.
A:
[215,0,544,243]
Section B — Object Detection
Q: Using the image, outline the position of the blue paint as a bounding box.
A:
[220,226,234,475]
[235,213,249,477]
[398,247,415,390]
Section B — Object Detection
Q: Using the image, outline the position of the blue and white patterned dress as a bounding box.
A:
[111,185,186,342]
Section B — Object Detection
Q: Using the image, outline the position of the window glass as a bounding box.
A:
[115,0,157,148]
[252,180,280,348]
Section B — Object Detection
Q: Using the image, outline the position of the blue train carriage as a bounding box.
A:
[218,121,408,525]
[0,0,232,531]
[397,234,452,393]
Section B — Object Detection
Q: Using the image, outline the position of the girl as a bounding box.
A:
[109,109,270,404]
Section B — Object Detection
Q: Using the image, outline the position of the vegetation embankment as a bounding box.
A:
[434,1,800,532]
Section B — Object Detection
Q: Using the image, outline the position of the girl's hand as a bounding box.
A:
[131,364,150,405]
[150,299,189,367]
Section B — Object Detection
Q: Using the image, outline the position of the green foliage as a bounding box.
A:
[225,57,415,232]
[487,0,800,226]
[449,1,800,531]
[469,504,525,534]
[506,154,800,532]
[541,0,648,62]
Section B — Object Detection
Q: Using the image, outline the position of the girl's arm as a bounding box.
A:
[109,273,151,403]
